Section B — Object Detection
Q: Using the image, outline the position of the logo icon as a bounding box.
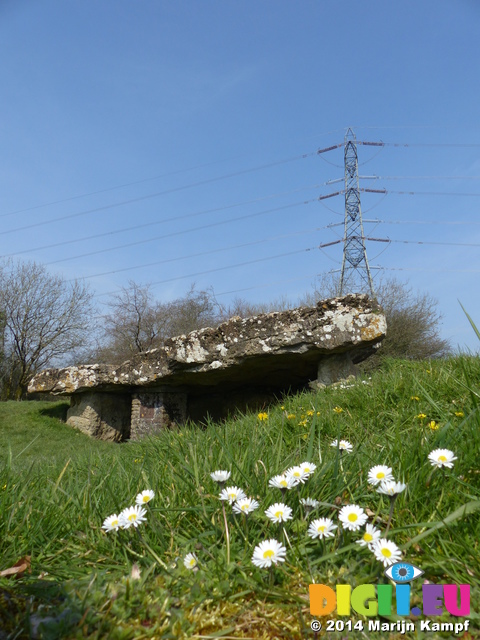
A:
[384,562,424,583]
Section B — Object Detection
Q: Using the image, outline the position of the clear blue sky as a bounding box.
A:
[1,0,480,351]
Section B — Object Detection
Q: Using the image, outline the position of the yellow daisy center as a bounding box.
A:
[228,493,236,500]
[381,548,392,558]
[263,549,275,559]
[128,514,137,522]
[304,467,310,473]
[188,558,196,566]
[275,511,283,518]
[439,455,447,462]
[348,513,358,522]
[241,504,248,511]
[143,496,150,502]
[112,520,118,527]
[293,471,300,477]
[318,525,326,532]
[376,472,385,479]
[363,533,373,542]
[280,480,287,487]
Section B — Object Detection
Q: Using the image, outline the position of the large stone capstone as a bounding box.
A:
[28,294,386,441]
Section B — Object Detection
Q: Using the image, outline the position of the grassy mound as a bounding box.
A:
[1,356,479,638]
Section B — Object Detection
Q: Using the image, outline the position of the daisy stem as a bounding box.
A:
[385,496,397,537]
[418,485,445,534]
[269,564,274,587]
[135,529,170,573]
[221,503,231,565]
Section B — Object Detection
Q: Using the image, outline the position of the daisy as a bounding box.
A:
[299,461,317,476]
[252,539,287,568]
[372,539,402,567]
[268,474,298,490]
[308,517,337,539]
[135,489,155,505]
[330,439,353,453]
[102,514,121,532]
[285,465,309,484]
[367,465,394,486]
[338,504,368,531]
[183,552,198,570]
[377,480,407,496]
[232,497,259,515]
[118,505,147,529]
[428,449,457,469]
[210,470,231,483]
[265,502,293,523]
[219,486,247,504]
[300,497,320,509]
[356,524,381,549]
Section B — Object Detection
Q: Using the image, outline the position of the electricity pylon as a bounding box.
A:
[339,128,375,297]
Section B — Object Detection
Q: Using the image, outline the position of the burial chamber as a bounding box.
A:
[28,294,386,441]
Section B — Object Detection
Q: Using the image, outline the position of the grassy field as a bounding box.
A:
[1,355,479,639]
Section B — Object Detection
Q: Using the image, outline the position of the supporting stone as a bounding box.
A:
[67,392,131,442]
[130,391,188,440]
[314,352,357,388]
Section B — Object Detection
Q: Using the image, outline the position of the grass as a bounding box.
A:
[0,355,479,639]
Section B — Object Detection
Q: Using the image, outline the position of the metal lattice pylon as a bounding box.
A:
[339,128,375,297]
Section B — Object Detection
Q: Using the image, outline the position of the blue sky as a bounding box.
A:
[1,0,480,351]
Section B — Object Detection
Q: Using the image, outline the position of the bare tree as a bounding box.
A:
[97,282,221,364]
[98,281,170,363]
[0,259,95,399]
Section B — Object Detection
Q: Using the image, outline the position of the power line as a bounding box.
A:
[45,199,317,266]
[1,183,323,257]
[0,151,317,220]
[69,225,328,282]
[320,235,480,249]
[95,246,318,298]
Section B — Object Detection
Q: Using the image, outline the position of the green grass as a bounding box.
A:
[1,356,479,639]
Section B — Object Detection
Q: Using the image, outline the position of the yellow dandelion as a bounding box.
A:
[333,406,343,414]
[416,413,427,419]
[258,412,268,421]
[428,420,439,431]
[455,411,464,417]
[287,414,296,420]
[410,396,420,401]
[307,410,314,417]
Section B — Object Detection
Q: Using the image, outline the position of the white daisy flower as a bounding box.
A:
[331,439,353,453]
[356,523,381,549]
[232,497,259,515]
[102,514,121,532]
[252,538,287,568]
[183,552,198,570]
[269,474,299,490]
[119,505,147,529]
[428,449,457,469]
[368,465,394,486]
[299,497,320,509]
[210,470,231,483]
[269,474,297,489]
[372,539,402,567]
[265,502,293,523]
[338,504,368,531]
[219,486,247,504]
[135,489,155,505]
[299,461,317,476]
[285,465,309,484]
[308,517,337,539]
[376,480,407,496]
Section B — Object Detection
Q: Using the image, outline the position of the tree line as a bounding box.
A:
[0,258,451,400]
